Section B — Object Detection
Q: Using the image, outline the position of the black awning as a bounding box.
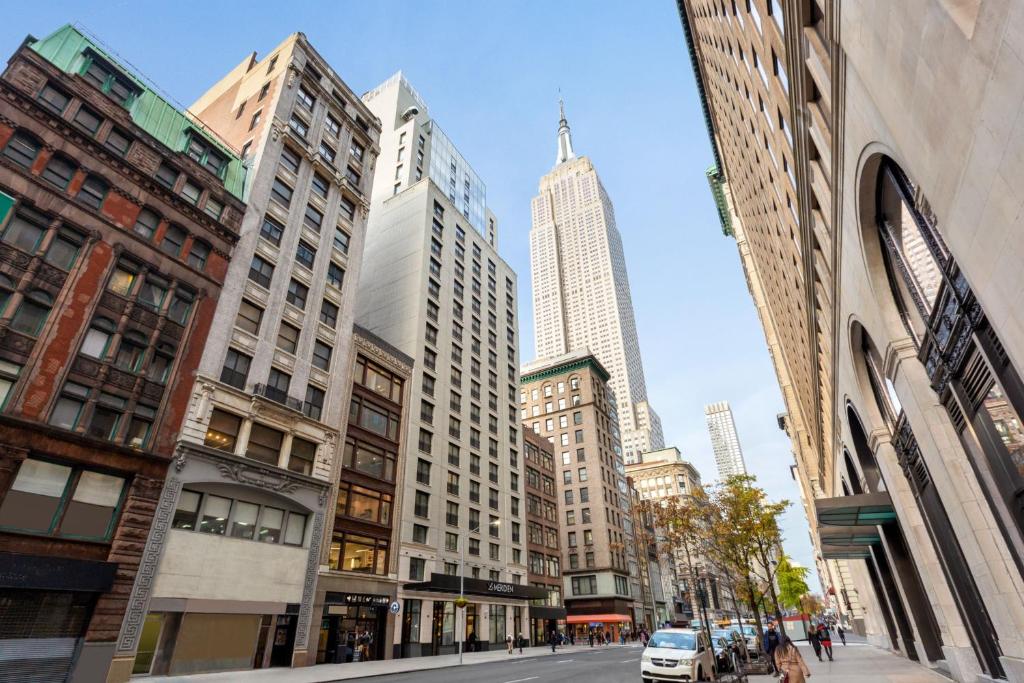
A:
[529,605,568,620]
[815,492,896,527]
[405,573,547,601]
[0,552,117,592]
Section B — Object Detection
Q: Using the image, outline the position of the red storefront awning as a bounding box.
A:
[566,613,632,624]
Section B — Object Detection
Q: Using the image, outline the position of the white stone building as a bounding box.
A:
[529,103,664,464]
[704,401,748,479]
[356,73,538,657]
[112,33,379,676]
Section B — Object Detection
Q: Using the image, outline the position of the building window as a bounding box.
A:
[38,83,70,112]
[319,299,338,328]
[204,408,241,452]
[327,262,345,288]
[311,172,330,200]
[87,392,125,440]
[333,227,350,254]
[248,254,274,288]
[220,348,251,390]
[303,384,325,420]
[312,341,332,371]
[2,131,42,169]
[303,204,324,233]
[277,322,300,354]
[286,279,309,310]
[0,459,126,540]
[236,299,263,334]
[288,114,309,139]
[339,196,356,222]
[160,223,187,258]
[414,491,429,519]
[11,290,53,337]
[260,215,284,246]
[271,177,293,207]
[247,423,284,466]
[336,482,392,525]
[77,175,108,209]
[409,557,426,581]
[185,134,227,177]
[330,533,389,575]
[132,208,161,240]
[295,240,316,269]
[81,51,139,106]
[42,154,77,189]
[104,127,132,156]
[571,575,597,596]
[80,317,116,359]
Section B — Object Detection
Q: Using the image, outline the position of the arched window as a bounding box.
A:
[81,317,116,359]
[133,208,161,240]
[10,290,53,336]
[114,330,148,373]
[875,158,1024,569]
[2,131,42,169]
[41,153,77,190]
[146,341,176,384]
[2,207,49,253]
[76,175,108,209]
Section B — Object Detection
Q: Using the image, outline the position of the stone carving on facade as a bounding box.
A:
[293,510,325,652]
[0,327,34,355]
[8,60,46,96]
[33,262,69,288]
[215,461,300,495]
[116,476,183,654]
[72,355,102,377]
[0,243,32,270]
[352,334,413,374]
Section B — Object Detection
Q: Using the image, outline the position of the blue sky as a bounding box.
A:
[5,1,817,579]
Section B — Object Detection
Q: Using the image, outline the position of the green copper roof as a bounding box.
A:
[521,355,610,384]
[706,164,733,237]
[29,24,246,200]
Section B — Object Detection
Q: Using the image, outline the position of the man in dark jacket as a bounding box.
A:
[807,622,822,661]
[763,625,781,673]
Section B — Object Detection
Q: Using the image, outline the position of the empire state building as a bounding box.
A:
[529,102,663,463]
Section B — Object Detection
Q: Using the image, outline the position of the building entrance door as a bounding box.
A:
[317,606,386,663]
[431,600,454,655]
[269,614,296,667]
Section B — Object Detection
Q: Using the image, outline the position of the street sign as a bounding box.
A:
[389,601,400,614]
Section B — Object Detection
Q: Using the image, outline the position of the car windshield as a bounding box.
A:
[648,632,696,650]
[740,626,757,636]
[712,630,731,639]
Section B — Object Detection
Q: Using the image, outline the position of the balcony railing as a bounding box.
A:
[253,383,303,412]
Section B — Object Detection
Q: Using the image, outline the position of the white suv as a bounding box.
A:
[641,628,715,682]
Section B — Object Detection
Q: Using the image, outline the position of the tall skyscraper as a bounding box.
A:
[530,103,663,464]
[704,401,747,479]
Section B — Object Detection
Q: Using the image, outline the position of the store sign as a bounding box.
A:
[487,582,515,594]
[340,593,390,606]
[389,601,401,614]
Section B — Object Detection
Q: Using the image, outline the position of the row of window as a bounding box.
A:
[172,488,307,545]
[203,408,318,476]
[37,79,133,156]
[408,557,517,583]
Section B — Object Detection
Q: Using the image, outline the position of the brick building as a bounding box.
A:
[522,428,566,644]
[0,24,244,682]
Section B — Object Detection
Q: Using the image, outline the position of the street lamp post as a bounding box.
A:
[458,520,499,665]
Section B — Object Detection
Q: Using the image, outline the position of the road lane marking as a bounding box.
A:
[501,678,538,683]
[621,659,638,663]
[555,659,575,662]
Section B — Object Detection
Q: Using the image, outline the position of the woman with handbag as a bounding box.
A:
[816,624,834,661]
[774,636,812,683]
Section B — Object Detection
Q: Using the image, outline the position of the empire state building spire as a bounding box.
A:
[556,97,576,165]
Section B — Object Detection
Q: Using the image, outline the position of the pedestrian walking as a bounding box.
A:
[620,630,626,645]
[817,623,834,661]
[763,624,781,674]
[507,633,514,654]
[807,622,822,661]
[774,636,812,683]
[837,625,846,646]
[550,629,558,653]
[518,632,525,654]
[569,630,575,646]
[588,630,595,647]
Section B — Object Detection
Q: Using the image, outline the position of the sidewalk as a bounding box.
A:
[789,641,951,682]
[135,642,638,683]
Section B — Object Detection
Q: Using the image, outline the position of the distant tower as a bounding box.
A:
[705,401,748,479]
[530,99,664,464]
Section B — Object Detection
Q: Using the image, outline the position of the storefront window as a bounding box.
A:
[489,605,506,643]
[259,506,284,542]
[229,500,259,539]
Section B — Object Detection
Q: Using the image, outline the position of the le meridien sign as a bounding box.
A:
[487,582,515,594]
[404,573,547,601]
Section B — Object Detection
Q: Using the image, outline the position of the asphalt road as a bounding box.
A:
[331,644,647,683]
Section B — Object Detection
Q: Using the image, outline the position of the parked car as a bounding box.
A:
[641,628,715,682]
[710,629,745,672]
